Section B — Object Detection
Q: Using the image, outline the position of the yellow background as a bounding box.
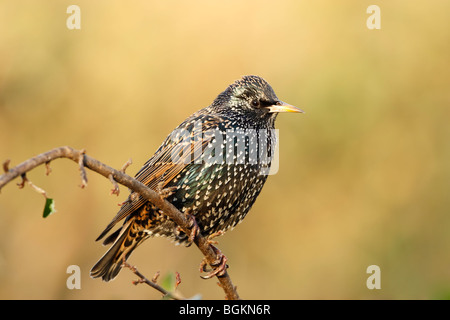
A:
[0,1,449,299]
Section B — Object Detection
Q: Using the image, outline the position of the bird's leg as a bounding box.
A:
[199,249,228,279]
[199,231,228,279]
[204,230,224,245]
[175,208,199,246]
[156,181,177,201]
[186,214,200,244]
[184,208,200,246]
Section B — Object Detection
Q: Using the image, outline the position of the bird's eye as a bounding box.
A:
[251,99,260,108]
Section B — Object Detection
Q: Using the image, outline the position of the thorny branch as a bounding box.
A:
[0,146,240,300]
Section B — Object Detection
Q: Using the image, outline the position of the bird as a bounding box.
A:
[90,75,303,281]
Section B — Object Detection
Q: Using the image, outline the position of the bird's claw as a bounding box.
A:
[199,232,228,279]
[175,209,199,246]
[199,251,228,279]
[184,209,199,246]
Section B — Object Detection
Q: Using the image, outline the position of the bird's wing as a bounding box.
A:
[95,111,224,241]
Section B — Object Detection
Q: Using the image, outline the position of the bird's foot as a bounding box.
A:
[199,232,228,279]
[204,230,224,245]
[175,209,199,247]
[156,181,177,201]
[184,209,200,246]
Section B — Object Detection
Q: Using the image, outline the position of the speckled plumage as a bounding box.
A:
[90,75,302,281]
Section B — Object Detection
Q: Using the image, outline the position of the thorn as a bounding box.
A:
[17,173,27,189]
[78,149,88,189]
[152,271,160,283]
[45,161,52,176]
[175,272,181,289]
[120,158,133,173]
[109,174,120,196]
[132,278,144,286]
[3,159,10,173]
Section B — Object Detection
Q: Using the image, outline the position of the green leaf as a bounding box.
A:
[161,272,176,292]
[43,198,56,218]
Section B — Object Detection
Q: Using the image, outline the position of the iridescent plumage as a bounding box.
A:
[90,75,302,281]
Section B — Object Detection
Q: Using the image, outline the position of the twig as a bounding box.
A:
[0,146,240,300]
[152,270,160,283]
[122,260,184,300]
[26,179,49,199]
[16,174,48,199]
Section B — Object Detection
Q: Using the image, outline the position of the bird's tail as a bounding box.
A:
[90,219,144,282]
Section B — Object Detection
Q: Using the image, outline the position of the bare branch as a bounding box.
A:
[0,146,240,300]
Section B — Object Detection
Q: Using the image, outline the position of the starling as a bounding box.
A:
[90,75,303,281]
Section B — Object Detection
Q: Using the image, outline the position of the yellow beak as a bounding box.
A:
[266,101,304,113]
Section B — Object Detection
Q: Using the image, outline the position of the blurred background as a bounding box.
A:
[0,0,449,299]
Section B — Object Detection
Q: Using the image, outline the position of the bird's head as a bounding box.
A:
[212,75,303,121]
